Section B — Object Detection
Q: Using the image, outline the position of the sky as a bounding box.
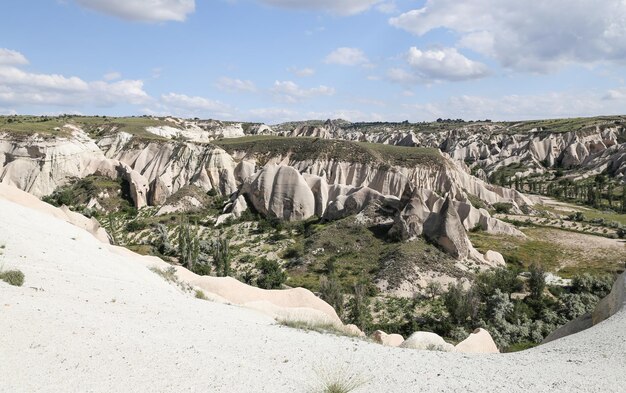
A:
[1,0,626,124]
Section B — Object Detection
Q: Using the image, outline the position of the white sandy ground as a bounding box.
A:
[1,199,626,392]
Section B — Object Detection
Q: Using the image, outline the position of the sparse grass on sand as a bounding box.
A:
[311,364,369,393]
[277,319,361,338]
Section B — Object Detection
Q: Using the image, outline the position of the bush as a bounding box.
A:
[0,269,24,286]
[319,275,344,317]
[256,259,286,289]
[492,202,514,214]
[281,244,303,259]
[125,220,148,232]
[571,273,613,296]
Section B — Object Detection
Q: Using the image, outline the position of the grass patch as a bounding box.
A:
[0,269,25,286]
[0,115,180,140]
[215,136,444,168]
[312,364,369,393]
[277,319,360,338]
[194,289,208,300]
[469,228,626,277]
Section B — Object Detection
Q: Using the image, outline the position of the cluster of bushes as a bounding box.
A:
[315,263,613,350]
[414,268,613,350]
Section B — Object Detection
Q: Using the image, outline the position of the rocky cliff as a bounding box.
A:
[0,117,534,266]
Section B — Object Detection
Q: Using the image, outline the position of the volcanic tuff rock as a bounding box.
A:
[0,120,527,264]
[399,331,455,352]
[454,328,500,354]
[242,164,316,221]
[271,119,626,181]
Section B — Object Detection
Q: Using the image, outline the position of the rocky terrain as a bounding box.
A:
[1,114,625,354]
[1,182,625,392]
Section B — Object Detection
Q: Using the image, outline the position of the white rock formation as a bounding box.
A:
[399,331,455,352]
[242,164,316,221]
[371,330,404,347]
[455,328,500,353]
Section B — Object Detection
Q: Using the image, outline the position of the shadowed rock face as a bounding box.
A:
[423,196,471,259]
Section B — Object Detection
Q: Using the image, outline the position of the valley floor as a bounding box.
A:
[1,198,625,392]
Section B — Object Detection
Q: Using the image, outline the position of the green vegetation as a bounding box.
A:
[0,115,180,140]
[312,364,368,393]
[0,269,24,286]
[215,136,444,168]
[194,289,208,300]
[419,267,613,350]
[469,228,626,276]
[256,258,287,289]
[277,319,359,338]
[504,115,625,134]
[42,175,135,214]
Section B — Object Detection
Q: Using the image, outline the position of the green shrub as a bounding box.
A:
[0,269,25,286]
[125,220,148,232]
[256,259,286,289]
[492,202,514,214]
[319,275,344,317]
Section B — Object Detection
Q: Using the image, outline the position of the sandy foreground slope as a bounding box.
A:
[1,198,625,393]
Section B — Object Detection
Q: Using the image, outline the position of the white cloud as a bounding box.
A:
[75,0,195,22]
[258,0,382,15]
[404,90,626,122]
[325,47,369,66]
[160,93,232,115]
[271,80,335,103]
[216,77,257,93]
[0,56,149,108]
[403,47,490,82]
[0,48,29,66]
[305,109,385,122]
[103,71,122,81]
[288,67,316,77]
[604,88,626,101]
[375,1,397,14]
[247,107,300,123]
[389,0,626,72]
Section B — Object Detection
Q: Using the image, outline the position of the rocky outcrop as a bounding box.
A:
[99,132,239,198]
[400,331,455,352]
[455,328,500,353]
[371,330,404,347]
[269,119,626,182]
[423,196,472,259]
[242,164,316,221]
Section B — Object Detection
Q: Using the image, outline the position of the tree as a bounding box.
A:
[319,275,344,317]
[178,216,200,271]
[425,281,443,300]
[528,263,545,301]
[256,258,286,289]
[211,235,230,277]
[347,283,372,332]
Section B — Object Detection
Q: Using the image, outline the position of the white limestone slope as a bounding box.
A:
[1,193,626,392]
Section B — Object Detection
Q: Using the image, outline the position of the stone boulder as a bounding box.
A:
[400,331,455,352]
[371,330,404,347]
[484,250,506,266]
[455,328,500,353]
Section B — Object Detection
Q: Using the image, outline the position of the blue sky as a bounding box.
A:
[1,0,626,123]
